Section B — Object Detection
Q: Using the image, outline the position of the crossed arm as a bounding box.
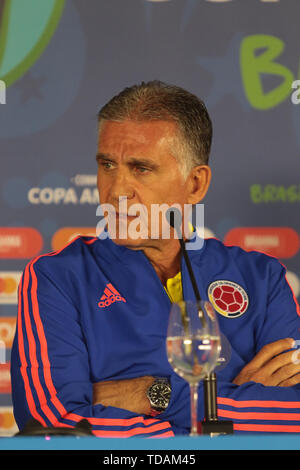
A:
[11,256,300,435]
[93,338,300,413]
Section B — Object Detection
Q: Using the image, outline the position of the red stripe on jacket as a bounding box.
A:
[17,236,174,436]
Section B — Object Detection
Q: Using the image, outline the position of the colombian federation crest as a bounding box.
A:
[208,280,249,318]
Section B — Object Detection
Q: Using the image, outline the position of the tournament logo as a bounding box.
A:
[0,0,65,87]
[208,280,248,318]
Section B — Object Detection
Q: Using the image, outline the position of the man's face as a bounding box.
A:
[96,119,198,248]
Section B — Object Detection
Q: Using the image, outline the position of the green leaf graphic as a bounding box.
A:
[0,0,65,87]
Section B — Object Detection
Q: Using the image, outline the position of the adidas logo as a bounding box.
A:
[98,283,126,308]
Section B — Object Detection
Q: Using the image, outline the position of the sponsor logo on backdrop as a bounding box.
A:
[0,407,18,436]
[0,228,43,258]
[0,272,22,304]
[0,317,16,349]
[0,363,11,394]
[250,184,300,203]
[224,227,300,259]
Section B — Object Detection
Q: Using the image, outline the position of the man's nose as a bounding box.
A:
[110,169,135,202]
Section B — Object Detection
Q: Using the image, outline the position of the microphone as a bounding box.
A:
[166,208,203,311]
[165,208,233,436]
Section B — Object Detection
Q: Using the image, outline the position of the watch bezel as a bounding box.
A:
[147,378,171,412]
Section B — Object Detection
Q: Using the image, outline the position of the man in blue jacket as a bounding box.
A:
[11,81,300,437]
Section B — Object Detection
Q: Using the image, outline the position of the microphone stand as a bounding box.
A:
[167,209,233,436]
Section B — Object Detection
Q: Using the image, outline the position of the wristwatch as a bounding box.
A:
[146,377,171,416]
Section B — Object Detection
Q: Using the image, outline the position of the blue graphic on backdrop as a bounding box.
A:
[196,34,249,111]
[144,0,205,34]
[2,177,31,209]
[0,1,86,138]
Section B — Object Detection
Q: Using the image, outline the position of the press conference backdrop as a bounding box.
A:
[0,0,300,436]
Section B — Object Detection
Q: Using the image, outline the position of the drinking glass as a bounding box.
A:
[166,300,221,436]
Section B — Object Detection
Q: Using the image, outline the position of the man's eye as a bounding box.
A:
[100,161,114,170]
[136,166,150,174]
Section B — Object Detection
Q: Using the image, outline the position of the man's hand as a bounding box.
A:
[233,338,300,387]
[93,376,155,415]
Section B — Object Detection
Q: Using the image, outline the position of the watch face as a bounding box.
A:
[148,383,171,410]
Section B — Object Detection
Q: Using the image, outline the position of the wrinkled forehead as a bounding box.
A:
[97,119,180,157]
[98,118,178,139]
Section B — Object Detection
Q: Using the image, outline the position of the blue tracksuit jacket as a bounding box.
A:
[10,234,300,437]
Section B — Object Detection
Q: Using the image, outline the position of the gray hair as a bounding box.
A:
[97,80,212,179]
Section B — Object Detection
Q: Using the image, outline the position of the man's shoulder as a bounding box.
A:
[26,235,101,273]
[203,236,284,273]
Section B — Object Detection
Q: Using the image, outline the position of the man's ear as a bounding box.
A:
[186,165,211,205]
